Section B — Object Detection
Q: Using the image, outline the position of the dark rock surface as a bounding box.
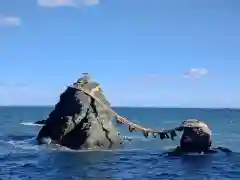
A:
[179,119,212,153]
[162,119,219,156]
[36,74,122,150]
[159,120,232,156]
[35,120,47,125]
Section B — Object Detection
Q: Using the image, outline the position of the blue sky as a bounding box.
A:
[0,0,240,107]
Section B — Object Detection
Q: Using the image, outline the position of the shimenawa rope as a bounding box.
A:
[72,84,179,140]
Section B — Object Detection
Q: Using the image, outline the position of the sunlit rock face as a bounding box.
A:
[179,119,212,153]
[36,74,122,150]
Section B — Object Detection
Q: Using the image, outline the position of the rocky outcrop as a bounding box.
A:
[179,119,212,153]
[159,120,214,156]
[36,74,122,150]
[164,119,232,156]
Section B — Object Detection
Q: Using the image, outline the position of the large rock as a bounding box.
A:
[36,74,122,150]
[165,119,232,156]
[178,119,212,153]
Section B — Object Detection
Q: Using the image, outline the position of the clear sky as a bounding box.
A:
[0,0,239,107]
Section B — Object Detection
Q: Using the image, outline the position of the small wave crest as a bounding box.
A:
[20,122,43,127]
[0,133,157,154]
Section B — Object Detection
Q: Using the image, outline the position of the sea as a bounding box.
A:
[0,106,240,180]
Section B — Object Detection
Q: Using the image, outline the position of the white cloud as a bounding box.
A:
[0,15,21,27]
[183,68,208,79]
[37,0,99,7]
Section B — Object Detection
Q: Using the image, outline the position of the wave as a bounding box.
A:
[20,122,43,127]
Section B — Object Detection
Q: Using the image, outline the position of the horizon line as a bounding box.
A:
[0,105,239,109]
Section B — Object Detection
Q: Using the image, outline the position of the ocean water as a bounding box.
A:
[0,106,240,180]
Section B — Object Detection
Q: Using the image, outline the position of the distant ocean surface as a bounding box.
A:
[0,106,240,180]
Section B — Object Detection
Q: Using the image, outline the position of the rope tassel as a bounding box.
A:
[128,125,136,132]
[152,133,157,138]
[165,133,170,139]
[159,133,166,140]
[142,130,149,138]
[170,130,177,140]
